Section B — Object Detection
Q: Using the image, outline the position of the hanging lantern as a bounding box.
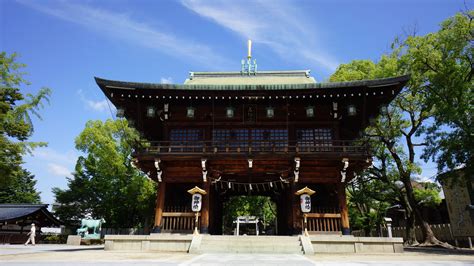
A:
[116,107,125,117]
[146,106,156,118]
[266,107,274,118]
[187,107,195,118]
[226,107,235,118]
[306,106,315,118]
[347,105,357,116]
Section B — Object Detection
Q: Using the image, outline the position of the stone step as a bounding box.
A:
[198,235,303,254]
[200,244,302,249]
[202,236,297,240]
[199,249,303,254]
[200,242,302,247]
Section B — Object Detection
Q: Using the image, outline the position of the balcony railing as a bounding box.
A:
[135,140,368,157]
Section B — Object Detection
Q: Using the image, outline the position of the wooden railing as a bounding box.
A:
[136,140,367,156]
[161,212,199,232]
[306,213,342,232]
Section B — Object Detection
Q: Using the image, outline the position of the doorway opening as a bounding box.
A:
[222,195,277,235]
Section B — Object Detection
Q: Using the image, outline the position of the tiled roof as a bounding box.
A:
[96,75,410,92]
[0,204,61,225]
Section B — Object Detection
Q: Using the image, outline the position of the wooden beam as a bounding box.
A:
[162,212,199,217]
[201,181,210,234]
[337,183,350,235]
[153,182,166,233]
[305,213,341,218]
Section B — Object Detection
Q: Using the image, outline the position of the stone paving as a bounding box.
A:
[0,244,472,265]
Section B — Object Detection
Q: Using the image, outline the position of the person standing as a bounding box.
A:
[24,223,36,246]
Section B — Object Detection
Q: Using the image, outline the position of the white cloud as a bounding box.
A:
[87,99,109,112]
[31,147,77,179]
[77,89,112,113]
[160,77,173,84]
[17,0,231,69]
[33,147,78,166]
[48,163,73,178]
[181,0,339,71]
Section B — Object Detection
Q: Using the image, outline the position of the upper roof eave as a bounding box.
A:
[95,74,410,92]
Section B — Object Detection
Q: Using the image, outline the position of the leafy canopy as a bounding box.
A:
[0,52,50,202]
[399,12,474,175]
[53,119,156,228]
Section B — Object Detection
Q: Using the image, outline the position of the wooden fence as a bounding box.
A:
[100,227,148,236]
[353,223,454,242]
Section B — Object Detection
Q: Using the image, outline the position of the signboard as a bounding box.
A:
[442,173,474,237]
[191,194,202,212]
[300,194,311,213]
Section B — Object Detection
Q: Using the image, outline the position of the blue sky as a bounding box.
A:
[1,0,468,204]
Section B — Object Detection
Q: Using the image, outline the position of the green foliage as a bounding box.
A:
[0,52,50,201]
[347,180,391,235]
[329,47,430,242]
[331,12,471,245]
[222,196,276,233]
[413,183,442,207]
[53,119,156,228]
[329,60,377,81]
[399,12,474,175]
[0,168,41,203]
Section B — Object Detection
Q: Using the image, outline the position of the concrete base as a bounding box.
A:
[104,234,193,252]
[309,235,404,253]
[103,234,403,254]
[66,235,82,246]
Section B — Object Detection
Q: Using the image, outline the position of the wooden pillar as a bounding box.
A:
[152,182,166,233]
[292,184,300,235]
[286,183,298,235]
[337,183,350,235]
[201,181,210,234]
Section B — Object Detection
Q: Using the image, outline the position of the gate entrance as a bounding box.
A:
[222,195,277,235]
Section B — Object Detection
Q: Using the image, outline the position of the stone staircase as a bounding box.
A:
[196,235,304,254]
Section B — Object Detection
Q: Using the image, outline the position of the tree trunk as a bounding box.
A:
[414,207,454,248]
[404,178,454,248]
[404,211,418,246]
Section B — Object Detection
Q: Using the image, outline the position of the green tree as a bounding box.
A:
[53,119,156,229]
[0,52,50,202]
[347,141,399,237]
[0,169,41,203]
[331,53,449,246]
[399,12,473,177]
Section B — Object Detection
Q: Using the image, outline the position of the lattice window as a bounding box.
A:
[170,129,203,142]
[296,128,332,151]
[251,129,288,148]
[169,129,203,151]
[213,129,288,150]
[213,129,249,148]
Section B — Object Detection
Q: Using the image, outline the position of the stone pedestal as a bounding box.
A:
[66,235,82,246]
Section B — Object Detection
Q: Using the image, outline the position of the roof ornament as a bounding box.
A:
[241,39,258,76]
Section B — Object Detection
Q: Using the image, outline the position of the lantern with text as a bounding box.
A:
[295,186,316,236]
[187,186,207,235]
[191,194,202,212]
